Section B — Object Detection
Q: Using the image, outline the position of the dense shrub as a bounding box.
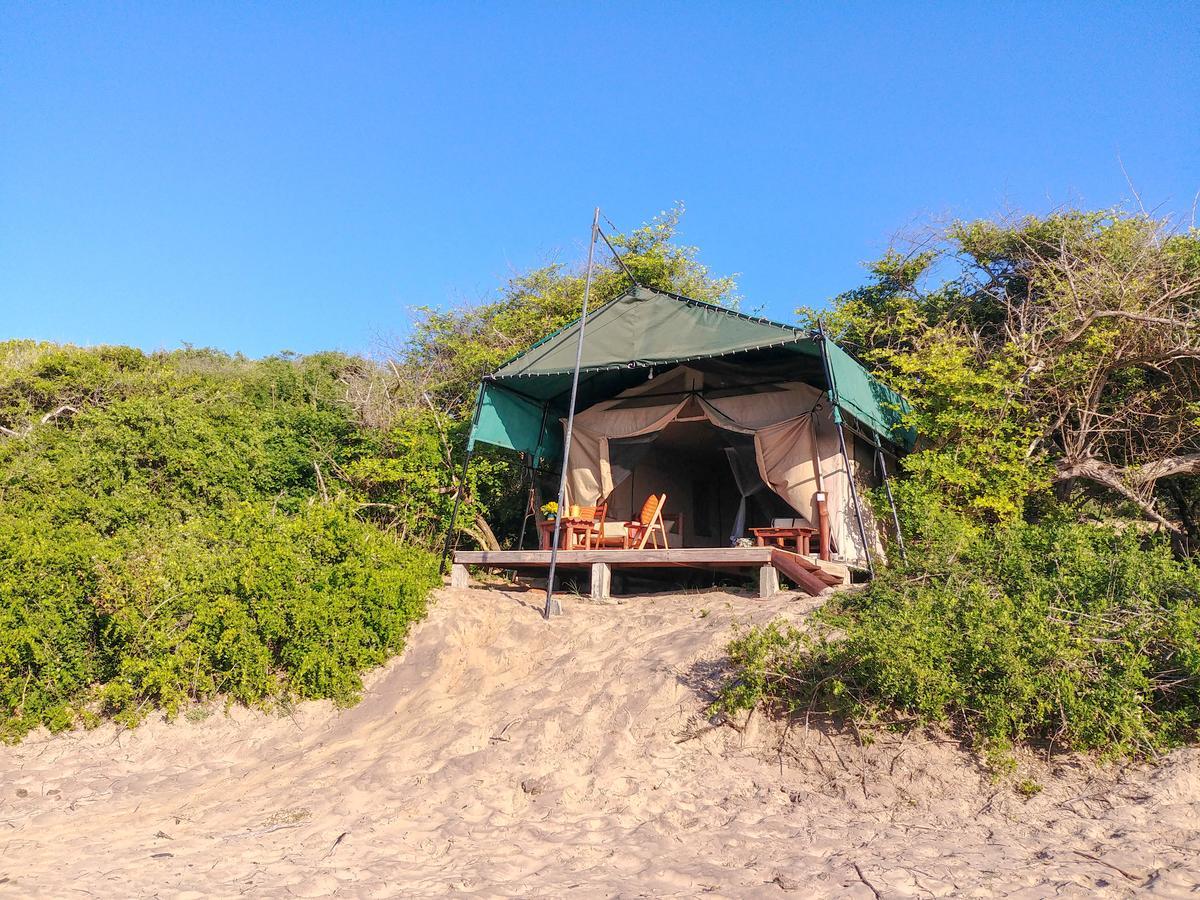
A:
[0,343,438,741]
[717,496,1200,760]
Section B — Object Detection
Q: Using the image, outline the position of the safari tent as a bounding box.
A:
[462,286,912,569]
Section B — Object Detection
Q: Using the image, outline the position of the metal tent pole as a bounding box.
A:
[518,405,551,550]
[544,207,601,619]
[439,384,485,575]
[816,320,875,578]
[875,437,907,562]
[516,455,534,551]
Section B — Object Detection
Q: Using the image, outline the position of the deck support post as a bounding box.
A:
[450,563,470,589]
[590,561,612,603]
[758,564,780,598]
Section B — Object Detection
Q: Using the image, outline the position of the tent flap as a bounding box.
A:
[470,383,560,463]
[559,375,876,564]
[822,339,915,450]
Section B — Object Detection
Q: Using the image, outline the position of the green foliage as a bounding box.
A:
[0,343,437,741]
[803,210,1200,530]
[870,329,1043,521]
[717,496,1200,760]
[736,208,1200,763]
[800,255,1045,522]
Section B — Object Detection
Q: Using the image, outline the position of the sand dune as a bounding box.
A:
[1,584,1198,898]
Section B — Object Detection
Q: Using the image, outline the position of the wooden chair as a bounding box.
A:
[625,493,669,550]
[575,502,608,549]
[592,514,632,549]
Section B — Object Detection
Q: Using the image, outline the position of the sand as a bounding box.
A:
[1,583,1198,898]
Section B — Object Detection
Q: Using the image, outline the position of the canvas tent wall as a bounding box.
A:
[466,286,912,564]
[560,364,874,558]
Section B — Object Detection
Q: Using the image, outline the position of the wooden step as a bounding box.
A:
[769,549,846,595]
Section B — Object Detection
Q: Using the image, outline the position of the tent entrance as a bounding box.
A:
[607,419,796,548]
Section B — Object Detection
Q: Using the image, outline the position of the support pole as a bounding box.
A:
[816,492,832,561]
[518,404,551,550]
[439,384,485,575]
[439,447,474,574]
[875,438,907,562]
[516,456,534,551]
[816,320,875,578]
[544,207,601,618]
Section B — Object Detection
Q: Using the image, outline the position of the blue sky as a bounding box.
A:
[2,2,1197,358]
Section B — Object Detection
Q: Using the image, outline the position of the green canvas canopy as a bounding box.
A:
[468,286,913,461]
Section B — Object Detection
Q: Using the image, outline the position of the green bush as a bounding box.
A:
[0,343,439,742]
[717,499,1200,760]
[0,504,436,740]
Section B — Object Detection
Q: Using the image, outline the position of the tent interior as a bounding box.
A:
[604,418,798,548]
[553,361,887,561]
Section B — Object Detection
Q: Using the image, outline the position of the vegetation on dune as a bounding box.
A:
[0,343,437,741]
[718,497,1200,760]
[727,210,1200,761]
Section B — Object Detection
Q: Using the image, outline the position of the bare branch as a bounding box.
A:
[39,404,78,424]
[1056,310,1195,348]
[1136,453,1200,483]
[1053,458,1182,532]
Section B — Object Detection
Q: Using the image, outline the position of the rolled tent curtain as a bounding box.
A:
[723,442,768,544]
[752,414,845,559]
[700,393,853,554]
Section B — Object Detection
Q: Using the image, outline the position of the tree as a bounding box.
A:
[373,204,739,548]
[812,210,1200,537]
[388,203,737,415]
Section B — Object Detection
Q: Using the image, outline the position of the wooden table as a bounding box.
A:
[750,526,815,555]
[537,517,597,550]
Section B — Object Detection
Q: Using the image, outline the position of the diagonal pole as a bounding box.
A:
[816,319,875,578]
[544,207,601,618]
[596,225,638,289]
[875,437,907,562]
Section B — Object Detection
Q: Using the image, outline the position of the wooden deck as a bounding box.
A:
[451,548,849,600]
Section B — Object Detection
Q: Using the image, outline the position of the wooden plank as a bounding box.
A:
[450,563,470,590]
[759,564,780,598]
[772,549,849,585]
[450,546,852,598]
[769,549,832,596]
[454,548,775,566]
[590,562,612,603]
[463,561,762,573]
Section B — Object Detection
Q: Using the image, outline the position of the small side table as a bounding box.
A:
[538,518,596,550]
[750,526,815,555]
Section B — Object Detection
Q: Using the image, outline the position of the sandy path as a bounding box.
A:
[1,585,1198,898]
